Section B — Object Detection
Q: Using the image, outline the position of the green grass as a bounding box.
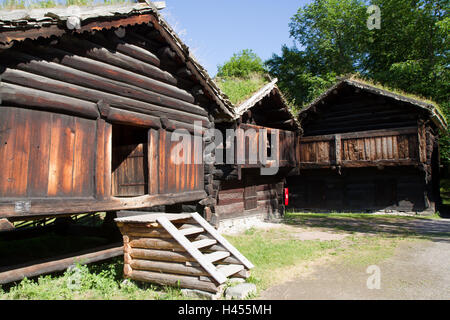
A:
[0,258,191,300]
[215,73,269,105]
[331,235,405,268]
[225,227,340,290]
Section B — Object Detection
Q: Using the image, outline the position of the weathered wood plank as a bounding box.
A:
[130,259,208,277]
[26,109,51,197]
[157,216,227,284]
[130,270,219,293]
[191,212,254,270]
[95,119,106,199]
[8,108,31,197]
[148,129,159,195]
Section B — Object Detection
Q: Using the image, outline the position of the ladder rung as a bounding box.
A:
[205,251,230,263]
[192,239,216,249]
[180,227,204,236]
[217,264,244,278]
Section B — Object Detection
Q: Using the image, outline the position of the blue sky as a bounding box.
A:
[161,0,310,77]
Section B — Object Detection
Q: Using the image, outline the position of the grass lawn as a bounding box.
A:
[0,212,435,300]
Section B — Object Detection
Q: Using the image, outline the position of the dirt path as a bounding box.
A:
[260,219,450,300]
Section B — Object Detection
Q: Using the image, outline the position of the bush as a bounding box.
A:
[217,49,266,78]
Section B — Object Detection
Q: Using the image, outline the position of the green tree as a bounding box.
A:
[289,0,369,76]
[265,45,337,110]
[266,0,449,161]
[217,49,266,78]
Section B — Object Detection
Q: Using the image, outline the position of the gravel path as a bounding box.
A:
[260,219,450,300]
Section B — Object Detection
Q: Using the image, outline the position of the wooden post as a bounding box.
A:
[123,235,132,278]
[418,123,427,164]
[335,134,342,165]
[148,129,159,195]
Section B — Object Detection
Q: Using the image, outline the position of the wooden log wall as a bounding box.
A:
[0,23,219,219]
[240,90,298,132]
[214,172,285,221]
[117,218,248,293]
[300,89,428,136]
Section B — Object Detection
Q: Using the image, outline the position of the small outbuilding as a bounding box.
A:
[287,77,447,214]
[211,79,301,226]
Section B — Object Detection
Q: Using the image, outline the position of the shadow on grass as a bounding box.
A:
[283,213,450,244]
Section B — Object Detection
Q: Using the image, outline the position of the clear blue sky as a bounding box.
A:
[161,0,310,77]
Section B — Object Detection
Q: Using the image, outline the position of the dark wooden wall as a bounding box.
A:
[240,91,298,131]
[0,23,215,220]
[300,88,428,136]
[215,170,285,221]
[287,167,427,212]
[293,84,441,213]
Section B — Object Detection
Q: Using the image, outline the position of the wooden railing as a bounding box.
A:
[234,123,300,168]
[299,126,425,168]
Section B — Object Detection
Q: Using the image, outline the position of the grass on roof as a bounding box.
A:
[215,73,269,106]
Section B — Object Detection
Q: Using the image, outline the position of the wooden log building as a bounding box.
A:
[288,78,447,214]
[115,212,254,293]
[211,79,301,225]
[0,3,239,228]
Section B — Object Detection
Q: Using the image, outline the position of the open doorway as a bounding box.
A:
[111,125,148,197]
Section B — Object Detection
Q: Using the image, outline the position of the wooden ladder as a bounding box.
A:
[156,212,254,285]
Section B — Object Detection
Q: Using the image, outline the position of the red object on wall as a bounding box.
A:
[284,188,289,206]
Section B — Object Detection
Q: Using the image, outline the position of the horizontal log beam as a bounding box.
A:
[129,237,184,251]
[106,107,161,129]
[301,127,418,142]
[130,270,219,293]
[1,65,209,126]
[130,259,208,277]
[299,159,420,169]
[0,190,207,219]
[0,83,99,119]
[94,31,161,66]
[57,36,178,86]
[6,50,207,117]
[304,120,418,136]
[0,244,123,285]
[130,248,192,262]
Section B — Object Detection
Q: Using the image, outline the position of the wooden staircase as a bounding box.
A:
[115,212,254,293]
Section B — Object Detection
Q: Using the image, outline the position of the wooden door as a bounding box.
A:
[111,125,148,197]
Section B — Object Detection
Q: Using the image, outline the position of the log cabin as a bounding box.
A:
[288,78,447,214]
[211,79,302,227]
[0,3,237,228]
